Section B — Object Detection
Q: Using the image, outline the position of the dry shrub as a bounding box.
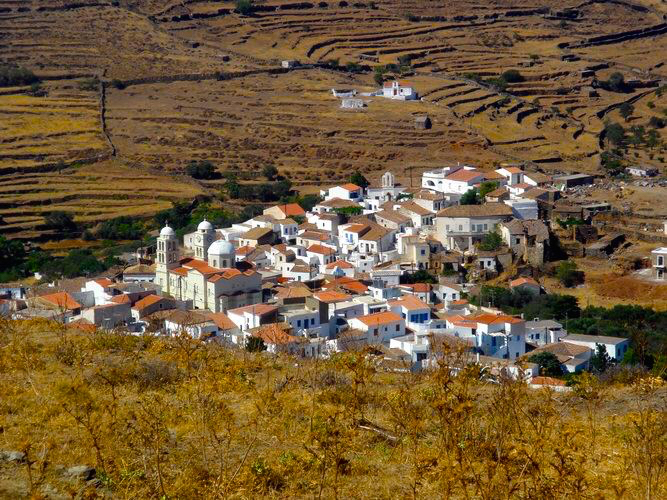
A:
[0,320,664,498]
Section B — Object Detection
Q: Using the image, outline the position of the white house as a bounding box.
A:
[381,80,418,100]
[495,166,524,185]
[324,259,355,278]
[164,309,218,339]
[227,304,278,332]
[81,278,115,305]
[306,244,337,270]
[440,167,485,195]
[321,183,363,201]
[561,334,630,362]
[388,294,431,330]
[435,203,514,251]
[347,311,406,345]
[524,319,566,346]
[651,247,667,280]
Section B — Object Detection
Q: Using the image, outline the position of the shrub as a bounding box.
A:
[262,164,279,181]
[78,77,100,91]
[185,160,217,180]
[528,352,563,376]
[97,216,144,241]
[246,337,266,352]
[485,77,508,92]
[235,0,255,15]
[648,116,665,129]
[555,260,584,288]
[111,79,126,90]
[0,64,39,87]
[45,211,77,232]
[647,101,655,109]
[501,69,524,83]
[479,231,502,251]
[619,102,634,121]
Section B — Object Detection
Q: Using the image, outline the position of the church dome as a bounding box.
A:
[208,239,235,256]
[197,219,214,231]
[160,224,175,237]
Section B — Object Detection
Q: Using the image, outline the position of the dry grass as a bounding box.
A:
[0,320,665,498]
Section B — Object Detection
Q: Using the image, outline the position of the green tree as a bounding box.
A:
[262,165,279,181]
[619,102,634,121]
[479,231,502,251]
[460,188,480,205]
[0,64,40,87]
[646,129,659,148]
[349,171,369,189]
[0,236,27,276]
[224,178,241,199]
[590,344,611,373]
[528,352,563,377]
[600,151,624,176]
[501,69,524,83]
[374,66,386,86]
[186,160,217,180]
[478,181,499,199]
[555,260,583,288]
[98,216,144,241]
[45,211,78,234]
[605,122,626,146]
[607,72,626,92]
[235,0,254,15]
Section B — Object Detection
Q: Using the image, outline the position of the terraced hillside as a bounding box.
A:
[1,0,667,238]
[104,71,494,182]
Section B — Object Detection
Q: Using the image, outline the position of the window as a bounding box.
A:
[297,320,301,327]
[420,249,426,256]
[659,256,665,266]
[396,324,400,331]
[458,225,463,231]
[446,225,450,231]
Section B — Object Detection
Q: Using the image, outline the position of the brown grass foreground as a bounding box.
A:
[0,319,665,499]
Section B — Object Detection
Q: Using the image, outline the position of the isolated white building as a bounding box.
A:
[381,80,418,100]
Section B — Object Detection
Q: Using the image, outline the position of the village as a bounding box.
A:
[4,162,667,386]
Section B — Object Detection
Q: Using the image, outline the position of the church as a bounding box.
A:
[155,220,262,313]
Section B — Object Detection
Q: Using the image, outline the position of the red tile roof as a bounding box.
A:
[445,169,483,182]
[39,292,81,311]
[340,183,361,191]
[94,278,113,287]
[472,313,524,325]
[207,312,236,331]
[388,295,430,311]
[181,258,220,274]
[510,277,539,287]
[325,259,354,269]
[357,311,403,326]
[271,203,305,217]
[228,304,277,316]
[110,294,131,304]
[313,290,350,303]
[307,244,336,256]
[252,323,300,345]
[401,283,431,293]
[133,294,166,311]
